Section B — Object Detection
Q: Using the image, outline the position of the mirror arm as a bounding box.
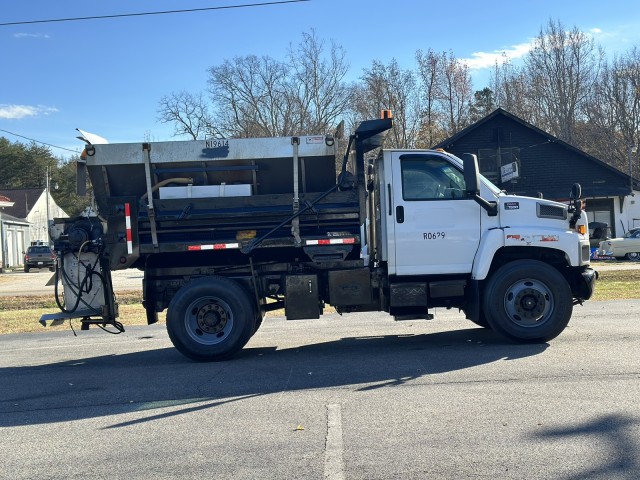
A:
[469,194,498,216]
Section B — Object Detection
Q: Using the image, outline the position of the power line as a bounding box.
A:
[0,129,79,153]
[0,0,310,27]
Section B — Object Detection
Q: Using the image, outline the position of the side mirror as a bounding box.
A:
[462,153,497,216]
[569,182,583,228]
[571,183,582,200]
[462,153,480,196]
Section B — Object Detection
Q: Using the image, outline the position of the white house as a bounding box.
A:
[614,193,640,233]
[0,188,68,268]
[0,213,30,270]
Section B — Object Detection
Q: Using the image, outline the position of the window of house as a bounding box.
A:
[477,147,520,184]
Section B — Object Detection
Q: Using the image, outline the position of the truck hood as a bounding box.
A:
[497,194,571,230]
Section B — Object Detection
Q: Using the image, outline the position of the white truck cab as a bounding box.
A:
[374,145,594,341]
[379,149,590,276]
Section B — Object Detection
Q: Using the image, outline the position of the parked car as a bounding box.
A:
[23,245,56,272]
[598,228,640,260]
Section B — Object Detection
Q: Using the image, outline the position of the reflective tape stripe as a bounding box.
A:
[125,203,133,254]
[187,243,240,251]
[305,238,356,246]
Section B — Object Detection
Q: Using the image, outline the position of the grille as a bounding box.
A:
[537,203,567,220]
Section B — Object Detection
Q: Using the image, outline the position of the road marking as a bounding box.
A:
[325,403,345,480]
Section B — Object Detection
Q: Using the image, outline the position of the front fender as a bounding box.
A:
[471,228,504,280]
[472,228,586,280]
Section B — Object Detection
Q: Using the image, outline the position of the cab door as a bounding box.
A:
[389,152,481,275]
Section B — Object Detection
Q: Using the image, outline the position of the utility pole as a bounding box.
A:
[46,165,51,245]
[630,145,638,195]
[0,212,5,272]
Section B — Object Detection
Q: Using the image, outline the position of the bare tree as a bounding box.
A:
[207,54,295,138]
[416,49,445,147]
[203,31,353,138]
[437,50,474,135]
[525,19,601,143]
[490,56,533,120]
[415,49,474,145]
[288,30,353,134]
[157,91,217,140]
[355,59,421,148]
[582,47,640,173]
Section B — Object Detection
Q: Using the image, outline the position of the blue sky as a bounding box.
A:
[1,0,640,158]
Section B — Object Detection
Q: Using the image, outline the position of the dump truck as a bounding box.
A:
[41,114,597,361]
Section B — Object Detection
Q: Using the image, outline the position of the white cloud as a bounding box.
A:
[460,41,535,70]
[0,104,58,119]
[13,33,50,39]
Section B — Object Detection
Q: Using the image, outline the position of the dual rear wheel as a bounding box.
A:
[166,276,260,361]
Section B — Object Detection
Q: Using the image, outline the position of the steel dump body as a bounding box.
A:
[84,135,364,271]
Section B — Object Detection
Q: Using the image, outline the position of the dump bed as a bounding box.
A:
[82,134,362,269]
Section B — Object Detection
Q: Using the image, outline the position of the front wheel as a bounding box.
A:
[482,260,572,343]
[166,276,256,361]
[625,252,640,261]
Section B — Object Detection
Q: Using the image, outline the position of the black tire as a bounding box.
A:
[482,260,572,343]
[468,312,491,329]
[166,276,255,361]
[625,252,640,261]
[253,310,264,336]
[24,265,29,273]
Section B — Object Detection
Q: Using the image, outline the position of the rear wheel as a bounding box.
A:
[482,260,572,342]
[253,305,265,336]
[166,276,255,361]
[468,312,491,329]
[625,252,640,261]
[23,265,29,273]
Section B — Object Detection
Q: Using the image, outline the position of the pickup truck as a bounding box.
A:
[23,245,56,272]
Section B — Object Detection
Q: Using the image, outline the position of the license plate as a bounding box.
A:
[37,261,43,265]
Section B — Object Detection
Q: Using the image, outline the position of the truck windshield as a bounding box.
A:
[442,151,502,196]
[479,173,503,195]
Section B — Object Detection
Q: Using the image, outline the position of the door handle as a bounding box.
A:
[396,205,404,224]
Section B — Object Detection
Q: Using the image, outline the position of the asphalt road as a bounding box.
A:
[1,301,639,479]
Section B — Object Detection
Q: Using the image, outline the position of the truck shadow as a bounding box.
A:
[530,413,640,480]
[0,327,545,428]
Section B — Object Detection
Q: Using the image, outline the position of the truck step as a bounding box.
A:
[393,313,434,321]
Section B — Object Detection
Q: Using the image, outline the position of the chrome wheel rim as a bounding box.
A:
[503,278,554,327]
[184,296,234,345]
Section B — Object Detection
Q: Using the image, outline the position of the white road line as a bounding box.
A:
[324,403,345,480]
